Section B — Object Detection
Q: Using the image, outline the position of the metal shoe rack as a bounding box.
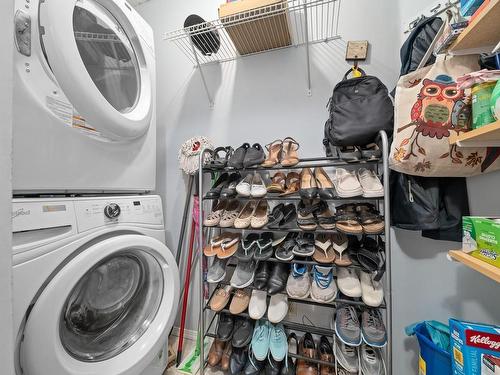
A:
[196,131,392,374]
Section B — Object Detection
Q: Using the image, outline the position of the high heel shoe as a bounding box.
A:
[262,140,283,168]
[281,137,300,167]
[299,168,317,199]
[314,167,336,199]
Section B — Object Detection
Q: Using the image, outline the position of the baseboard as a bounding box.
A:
[170,327,198,341]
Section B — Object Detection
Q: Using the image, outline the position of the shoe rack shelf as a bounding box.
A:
[163,0,342,105]
[196,131,392,374]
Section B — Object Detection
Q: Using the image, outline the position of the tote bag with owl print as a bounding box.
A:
[390,54,500,177]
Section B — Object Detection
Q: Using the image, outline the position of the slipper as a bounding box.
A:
[313,234,335,263]
[217,233,241,259]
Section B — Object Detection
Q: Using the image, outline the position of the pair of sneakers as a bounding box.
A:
[248,290,288,323]
[251,320,287,362]
[337,268,384,307]
[334,304,387,348]
[286,264,337,303]
[335,338,385,375]
[333,168,384,198]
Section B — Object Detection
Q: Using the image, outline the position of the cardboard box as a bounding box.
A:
[219,0,291,55]
[450,319,500,375]
[462,217,500,269]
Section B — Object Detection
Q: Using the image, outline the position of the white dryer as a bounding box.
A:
[13,0,157,193]
[12,196,179,375]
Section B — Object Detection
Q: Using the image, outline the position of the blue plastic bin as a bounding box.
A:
[414,323,452,375]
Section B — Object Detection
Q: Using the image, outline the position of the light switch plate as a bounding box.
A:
[346,40,369,61]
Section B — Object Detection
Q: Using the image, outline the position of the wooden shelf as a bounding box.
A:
[449,121,500,147]
[449,250,500,283]
[450,0,500,54]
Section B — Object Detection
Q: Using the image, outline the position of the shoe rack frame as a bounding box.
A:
[196,130,392,374]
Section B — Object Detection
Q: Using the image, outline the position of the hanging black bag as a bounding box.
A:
[324,68,394,147]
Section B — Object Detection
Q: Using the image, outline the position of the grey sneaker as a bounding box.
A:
[230,259,257,288]
[334,305,362,346]
[207,257,228,283]
[335,337,359,373]
[360,344,383,375]
[361,309,387,348]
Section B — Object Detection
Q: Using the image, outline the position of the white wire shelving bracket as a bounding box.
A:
[163,0,342,106]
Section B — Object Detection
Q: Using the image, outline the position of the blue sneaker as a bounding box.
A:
[251,319,271,361]
[310,265,337,303]
[269,323,287,361]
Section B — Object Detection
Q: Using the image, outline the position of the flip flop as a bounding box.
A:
[217,233,241,259]
[204,234,226,257]
[313,234,335,263]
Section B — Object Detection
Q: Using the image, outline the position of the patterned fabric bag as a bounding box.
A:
[390,55,500,176]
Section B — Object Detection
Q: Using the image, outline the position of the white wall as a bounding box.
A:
[137,0,500,373]
[0,0,14,373]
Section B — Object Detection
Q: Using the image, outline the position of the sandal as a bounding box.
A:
[262,140,283,168]
[335,204,363,235]
[209,146,233,169]
[360,143,382,161]
[339,146,361,163]
[217,233,241,259]
[331,233,351,266]
[315,201,336,230]
[313,234,335,263]
[235,233,260,262]
[267,172,286,194]
[278,203,297,229]
[356,204,385,234]
[254,232,274,261]
[293,232,315,257]
[297,200,319,231]
[281,137,300,167]
[275,232,297,261]
[267,203,285,229]
[280,172,300,196]
[203,234,226,257]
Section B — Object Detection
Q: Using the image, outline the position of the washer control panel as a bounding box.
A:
[75,196,163,232]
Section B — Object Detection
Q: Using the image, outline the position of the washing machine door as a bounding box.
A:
[20,235,179,375]
[39,0,154,141]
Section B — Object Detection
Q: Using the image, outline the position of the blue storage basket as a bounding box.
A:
[414,323,452,375]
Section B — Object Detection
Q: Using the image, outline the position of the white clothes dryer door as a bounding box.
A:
[39,0,154,141]
[19,235,179,375]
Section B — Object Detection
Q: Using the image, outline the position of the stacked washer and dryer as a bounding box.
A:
[12,0,179,374]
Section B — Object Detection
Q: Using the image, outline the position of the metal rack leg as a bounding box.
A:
[380,130,392,374]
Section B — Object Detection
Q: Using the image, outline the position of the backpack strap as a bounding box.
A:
[343,67,366,80]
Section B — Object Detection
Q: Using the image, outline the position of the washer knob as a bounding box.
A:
[104,203,121,219]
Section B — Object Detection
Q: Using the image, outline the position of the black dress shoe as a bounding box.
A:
[206,173,229,198]
[232,317,254,348]
[220,172,242,198]
[228,143,250,169]
[254,261,271,290]
[230,347,248,375]
[267,262,290,295]
[299,168,318,199]
[217,313,234,341]
[243,143,266,168]
[281,333,298,375]
[265,356,283,375]
[244,353,266,375]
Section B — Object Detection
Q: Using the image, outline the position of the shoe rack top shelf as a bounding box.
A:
[448,250,500,283]
[203,157,382,174]
[163,0,341,67]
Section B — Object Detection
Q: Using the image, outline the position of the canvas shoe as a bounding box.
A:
[337,267,362,298]
[361,309,387,348]
[360,271,384,307]
[357,168,384,198]
[230,259,257,289]
[267,294,288,324]
[333,168,363,198]
[334,304,362,346]
[360,344,384,375]
[269,324,288,361]
[310,265,337,303]
[286,264,311,299]
[248,289,267,320]
[251,320,271,361]
[335,337,359,373]
[207,257,228,283]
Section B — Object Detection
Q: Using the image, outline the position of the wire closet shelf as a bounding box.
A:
[164,0,342,66]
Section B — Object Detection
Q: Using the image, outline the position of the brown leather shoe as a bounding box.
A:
[297,333,318,375]
[229,288,251,315]
[209,285,233,312]
[220,342,232,371]
[318,336,335,375]
[207,339,225,367]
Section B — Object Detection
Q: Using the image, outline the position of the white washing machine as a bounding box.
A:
[13,0,157,193]
[12,196,179,375]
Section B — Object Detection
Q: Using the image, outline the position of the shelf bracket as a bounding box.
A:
[303,1,312,97]
[189,37,215,108]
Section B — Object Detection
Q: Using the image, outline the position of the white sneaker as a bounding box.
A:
[333,168,363,198]
[337,268,362,298]
[250,173,267,198]
[248,289,267,320]
[286,264,311,299]
[357,169,384,198]
[310,266,337,303]
[236,174,253,197]
[360,344,384,375]
[267,294,288,323]
[360,271,384,307]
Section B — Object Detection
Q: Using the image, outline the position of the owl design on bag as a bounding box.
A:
[395,75,472,167]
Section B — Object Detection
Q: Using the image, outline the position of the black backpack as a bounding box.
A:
[324,68,394,147]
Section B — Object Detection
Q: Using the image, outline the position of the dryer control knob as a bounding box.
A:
[104,203,121,219]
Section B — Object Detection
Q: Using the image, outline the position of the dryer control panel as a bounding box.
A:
[75,196,163,232]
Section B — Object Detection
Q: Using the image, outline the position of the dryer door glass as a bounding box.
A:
[73,0,140,113]
[59,250,163,362]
